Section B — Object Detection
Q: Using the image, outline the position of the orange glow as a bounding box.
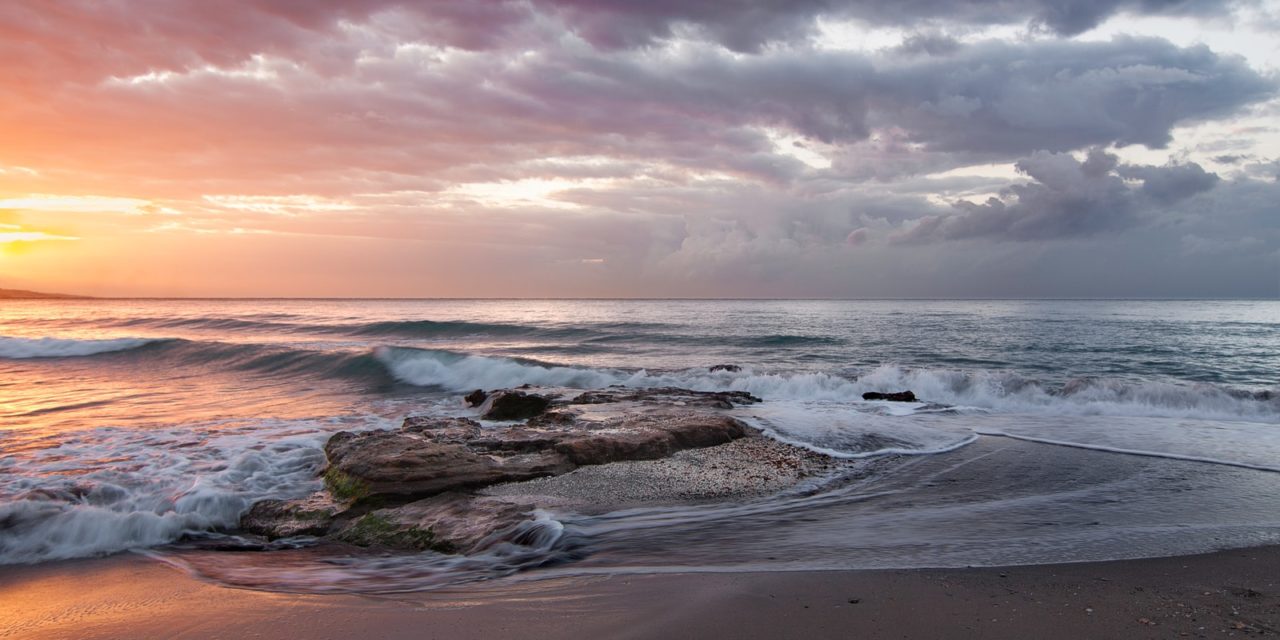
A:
[0,195,152,214]
[0,231,78,244]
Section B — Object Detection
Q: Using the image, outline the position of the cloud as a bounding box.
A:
[1,25,1269,201]
[1119,161,1220,203]
[0,0,1247,88]
[1212,154,1254,164]
[1244,158,1280,180]
[875,37,1274,155]
[893,148,1220,243]
[0,195,154,214]
[537,0,1244,51]
[0,0,1274,297]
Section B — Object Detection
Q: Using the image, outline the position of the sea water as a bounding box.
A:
[2,299,1278,592]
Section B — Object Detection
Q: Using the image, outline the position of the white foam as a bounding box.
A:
[847,365,1280,422]
[739,400,980,459]
[0,336,155,359]
[753,423,979,460]
[376,349,1278,423]
[376,347,618,390]
[0,416,388,565]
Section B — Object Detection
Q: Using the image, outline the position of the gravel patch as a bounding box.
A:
[481,436,845,512]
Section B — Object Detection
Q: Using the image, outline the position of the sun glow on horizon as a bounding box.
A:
[0,231,79,244]
[0,195,153,215]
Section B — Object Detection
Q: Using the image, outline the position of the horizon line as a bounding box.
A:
[8,295,1280,302]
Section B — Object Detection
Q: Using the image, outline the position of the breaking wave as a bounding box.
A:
[6,335,1275,422]
[0,336,156,359]
[82,316,842,350]
[98,316,601,340]
[0,419,347,565]
[376,348,1278,422]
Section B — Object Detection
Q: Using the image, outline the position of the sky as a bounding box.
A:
[0,0,1277,298]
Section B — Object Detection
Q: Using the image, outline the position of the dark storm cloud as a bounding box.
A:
[0,0,1253,89]
[874,37,1274,154]
[1212,154,1253,164]
[538,0,1244,51]
[1119,161,1220,203]
[893,32,964,56]
[893,149,1220,243]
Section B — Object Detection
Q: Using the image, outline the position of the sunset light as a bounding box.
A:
[0,196,153,215]
[0,231,78,245]
[0,0,1274,298]
[1,3,1278,639]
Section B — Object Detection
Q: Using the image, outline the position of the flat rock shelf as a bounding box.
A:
[240,386,847,556]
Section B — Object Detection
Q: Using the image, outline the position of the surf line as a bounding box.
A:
[741,417,980,460]
[974,430,1280,473]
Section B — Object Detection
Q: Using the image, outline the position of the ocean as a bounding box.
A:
[2,299,1278,593]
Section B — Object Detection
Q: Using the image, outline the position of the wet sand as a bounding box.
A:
[3,546,1278,639]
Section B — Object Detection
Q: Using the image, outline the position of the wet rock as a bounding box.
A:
[482,391,552,421]
[401,416,483,443]
[554,414,749,465]
[333,511,451,552]
[709,364,742,373]
[239,497,339,539]
[527,411,578,427]
[862,390,917,402]
[323,387,759,504]
[467,427,565,454]
[1227,388,1274,402]
[463,389,488,407]
[571,386,760,408]
[257,385,839,557]
[325,431,516,500]
[334,493,535,553]
[324,426,577,502]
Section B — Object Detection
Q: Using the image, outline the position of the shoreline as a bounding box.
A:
[3,545,1278,639]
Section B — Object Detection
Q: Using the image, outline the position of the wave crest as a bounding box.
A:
[0,336,156,359]
[373,349,1278,421]
[7,334,1275,422]
[375,347,617,390]
[0,421,337,565]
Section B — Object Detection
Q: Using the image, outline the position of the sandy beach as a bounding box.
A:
[3,545,1278,639]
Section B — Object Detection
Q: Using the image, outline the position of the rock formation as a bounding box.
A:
[239,385,800,554]
[480,390,552,420]
[862,390,917,402]
[463,389,488,407]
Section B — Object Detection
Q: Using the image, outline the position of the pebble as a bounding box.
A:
[484,436,842,508]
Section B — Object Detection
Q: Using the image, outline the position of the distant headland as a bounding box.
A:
[0,287,88,299]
